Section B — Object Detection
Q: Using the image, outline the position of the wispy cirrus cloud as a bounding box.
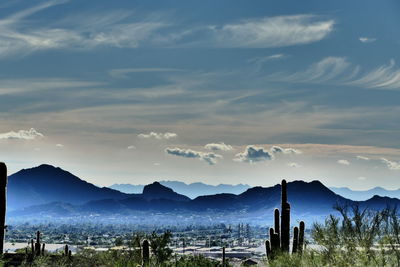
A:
[0,78,101,95]
[0,2,335,58]
[138,132,177,140]
[0,2,168,57]
[207,15,334,48]
[0,128,44,140]
[109,68,184,79]
[165,147,222,165]
[269,57,400,90]
[269,57,352,84]
[347,60,400,90]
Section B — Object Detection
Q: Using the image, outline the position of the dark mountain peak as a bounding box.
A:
[369,195,395,201]
[142,182,190,202]
[8,164,129,210]
[143,181,174,194]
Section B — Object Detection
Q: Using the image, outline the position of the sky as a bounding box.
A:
[0,0,399,190]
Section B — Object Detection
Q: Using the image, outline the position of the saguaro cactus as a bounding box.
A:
[35,231,41,256]
[222,246,226,267]
[64,244,69,256]
[0,162,6,254]
[292,227,299,253]
[298,221,305,255]
[281,180,290,252]
[265,180,305,260]
[142,239,150,267]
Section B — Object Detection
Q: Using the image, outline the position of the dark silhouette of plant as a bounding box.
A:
[265,180,305,260]
[142,239,150,266]
[0,162,6,255]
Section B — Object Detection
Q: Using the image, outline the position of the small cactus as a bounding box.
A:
[64,244,69,256]
[31,239,34,255]
[292,227,299,253]
[298,221,305,255]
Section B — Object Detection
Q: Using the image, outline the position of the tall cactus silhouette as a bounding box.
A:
[142,239,150,267]
[222,246,226,267]
[35,231,41,256]
[281,180,290,252]
[265,179,305,260]
[298,221,305,255]
[0,162,6,254]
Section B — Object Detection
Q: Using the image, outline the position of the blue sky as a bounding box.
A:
[0,0,400,189]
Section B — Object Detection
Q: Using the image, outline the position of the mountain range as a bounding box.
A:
[109,181,251,198]
[6,164,400,225]
[329,186,400,201]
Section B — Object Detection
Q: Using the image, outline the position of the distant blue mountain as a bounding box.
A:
[7,165,188,210]
[109,181,250,198]
[109,184,144,194]
[8,164,129,210]
[329,187,400,201]
[8,164,400,226]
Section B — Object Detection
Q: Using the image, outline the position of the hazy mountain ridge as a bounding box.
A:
[109,181,251,198]
[329,186,400,201]
[7,165,400,225]
[7,165,187,210]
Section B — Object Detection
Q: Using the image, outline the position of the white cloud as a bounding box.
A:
[0,128,44,140]
[138,132,177,140]
[338,159,350,165]
[165,147,222,165]
[204,142,233,151]
[356,155,370,161]
[271,146,302,155]
[359,37,376,43]
[357,176,367,180]
[288,162,301,168]
[127,145,136,150]
[55,143,64,148]
[381,158,400,170]
[234,145,301,163]
[210,15,334,48]
[234,145,273,163]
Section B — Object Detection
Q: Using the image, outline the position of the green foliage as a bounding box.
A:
[266,204,400,267]
[148,231,173,264]
[12,250,220,267]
